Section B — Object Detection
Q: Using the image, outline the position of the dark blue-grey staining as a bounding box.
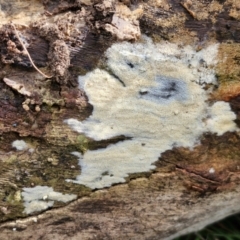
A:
[127,62,134,68]
[139,89,148,95]
[139,76,189,104]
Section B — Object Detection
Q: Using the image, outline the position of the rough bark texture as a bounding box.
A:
[0,0,240,239]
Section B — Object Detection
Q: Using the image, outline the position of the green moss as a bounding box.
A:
[0,184,24,222]
[77,134,89,153]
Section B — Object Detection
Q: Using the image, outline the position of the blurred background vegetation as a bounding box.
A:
[174,213,240,240]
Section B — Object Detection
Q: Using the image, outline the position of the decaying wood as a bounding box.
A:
[11,23,52,79]
[0,0,240,239]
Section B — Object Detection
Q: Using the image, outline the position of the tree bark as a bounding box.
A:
[0,0,240,239]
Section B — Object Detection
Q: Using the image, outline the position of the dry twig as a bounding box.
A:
[11,23,53,79]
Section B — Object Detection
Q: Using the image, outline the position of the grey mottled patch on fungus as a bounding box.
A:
[64,37,237,189]
[139,76,189,104]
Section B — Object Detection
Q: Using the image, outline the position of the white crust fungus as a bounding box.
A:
[12,140,28,151]
[22,186,77,214]
[65,37,237,189]
[206,101,237,136]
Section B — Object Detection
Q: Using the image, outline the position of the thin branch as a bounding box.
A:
[11,23,53,79]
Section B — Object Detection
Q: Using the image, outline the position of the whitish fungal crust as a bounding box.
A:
[12,140,28,151]
[65,37,237,189]
[22,186,77,214]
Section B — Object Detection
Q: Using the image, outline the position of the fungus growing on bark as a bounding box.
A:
[22,186,77,214]
[65,37,237,189]
[12,140,28,151]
